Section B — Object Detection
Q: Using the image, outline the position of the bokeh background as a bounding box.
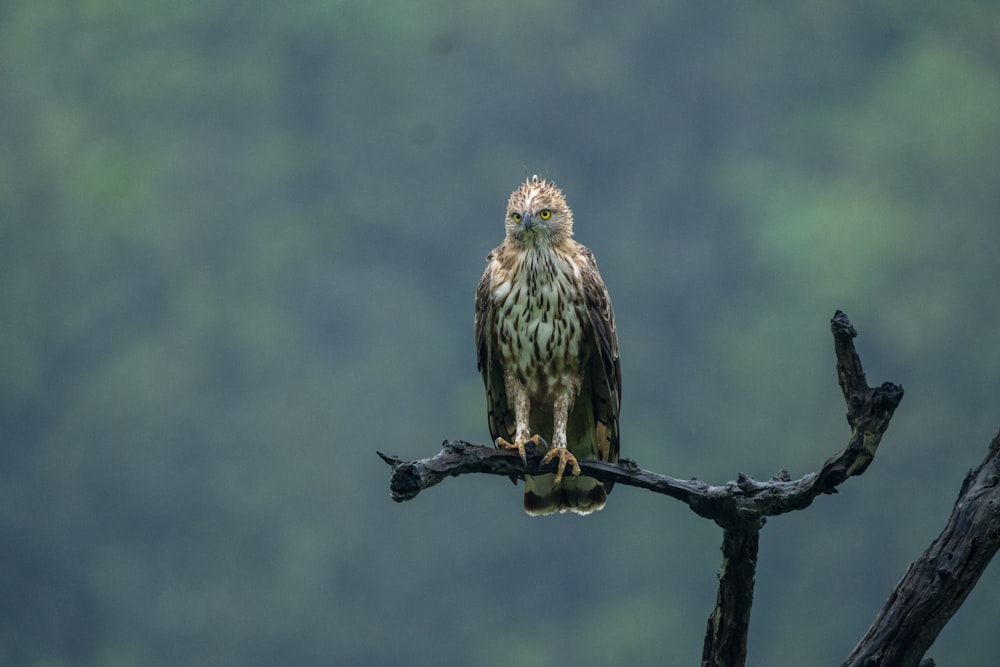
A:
[3,1,999,665]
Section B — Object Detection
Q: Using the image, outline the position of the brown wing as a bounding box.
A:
[580,247,621,468]
[474,251,516,447]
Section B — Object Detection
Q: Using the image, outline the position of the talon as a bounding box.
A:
[541,447,582,485]
[497,435,545,465]
[526,434,547,455]
[496,437,526,464]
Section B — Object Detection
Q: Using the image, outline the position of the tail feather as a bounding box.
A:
[523,474,608,516]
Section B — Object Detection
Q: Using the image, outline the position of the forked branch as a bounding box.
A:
[378,311,909,666]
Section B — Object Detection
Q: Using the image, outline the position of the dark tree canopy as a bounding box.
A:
[3,2,1000,665]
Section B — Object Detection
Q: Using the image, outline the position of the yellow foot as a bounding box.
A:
[541,447,582,485]
[496,434,545,465]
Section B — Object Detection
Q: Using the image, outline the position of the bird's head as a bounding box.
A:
[504,175,574,245]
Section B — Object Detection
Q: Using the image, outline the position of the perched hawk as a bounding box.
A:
[475,176,621,515]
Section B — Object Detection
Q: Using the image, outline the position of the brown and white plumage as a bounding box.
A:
[475,176,621,515]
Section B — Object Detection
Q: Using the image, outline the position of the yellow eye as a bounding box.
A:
[511,212,522,222]
[538,209,551,220]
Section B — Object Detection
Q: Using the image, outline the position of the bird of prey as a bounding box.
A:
[475,176,621,515]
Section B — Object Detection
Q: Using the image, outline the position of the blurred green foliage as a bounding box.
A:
[2,1,999,665]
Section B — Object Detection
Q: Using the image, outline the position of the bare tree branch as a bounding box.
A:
[378,311,906,667]
[378,311,902,528]
[842,431,1000,667]
[703,524,760,667]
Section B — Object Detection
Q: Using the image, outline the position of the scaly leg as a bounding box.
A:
[540,391,581,484]
[496,371,543,464]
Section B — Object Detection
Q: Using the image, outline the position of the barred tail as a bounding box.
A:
[523,474,609,516]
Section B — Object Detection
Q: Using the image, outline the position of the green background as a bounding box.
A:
[3,1,999,665]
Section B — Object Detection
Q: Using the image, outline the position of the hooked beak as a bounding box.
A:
[521,213,535,231]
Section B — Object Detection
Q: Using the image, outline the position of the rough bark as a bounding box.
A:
[703,524,760,667]
[842,431,1000,667]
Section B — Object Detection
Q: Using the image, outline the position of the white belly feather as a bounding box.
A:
[493,250,586,399]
